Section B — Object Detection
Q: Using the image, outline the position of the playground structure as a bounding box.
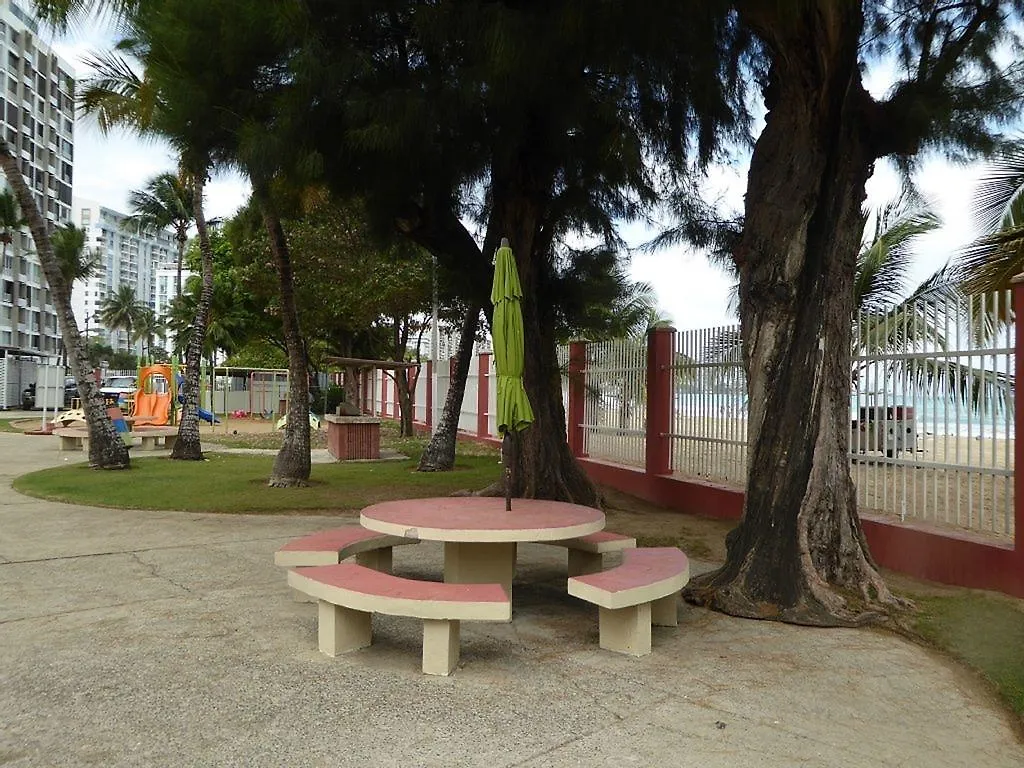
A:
[209,367,290,431]
[132,365,174,426]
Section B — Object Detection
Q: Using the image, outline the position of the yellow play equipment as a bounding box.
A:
[132,364,176,426]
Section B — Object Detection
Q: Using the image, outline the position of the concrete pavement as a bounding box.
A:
[0,427,1021,767]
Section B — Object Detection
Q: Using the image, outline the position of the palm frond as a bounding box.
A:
[970,142,1024,235]
[956,226,1024,294]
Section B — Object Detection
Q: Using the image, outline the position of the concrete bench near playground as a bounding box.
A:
[568,547,690,657]
[131,426,179,451]
[52,427,89,452]
[288,562,511,675]
[543,530,636,576]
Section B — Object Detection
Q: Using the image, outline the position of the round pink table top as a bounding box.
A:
[360,497,605,543]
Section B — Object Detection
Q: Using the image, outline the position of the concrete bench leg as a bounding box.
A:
[141,437,158,451]
[318,601,371,657]
[598,602,652,657]
[422,619,460,676]
[567,550,603,577]
[58,436,77,451]
[355,547,393,574]
[652,594,679,627]
[443,541,516,590]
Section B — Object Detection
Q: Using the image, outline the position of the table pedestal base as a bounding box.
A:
[443,541,517,590]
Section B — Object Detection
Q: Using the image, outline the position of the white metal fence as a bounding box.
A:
[580,339,647,466]
[558,290,1015,539]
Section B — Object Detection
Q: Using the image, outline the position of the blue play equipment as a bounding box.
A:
[176,373,221,424]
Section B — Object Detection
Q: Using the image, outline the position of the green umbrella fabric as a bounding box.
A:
[491,242,534,434]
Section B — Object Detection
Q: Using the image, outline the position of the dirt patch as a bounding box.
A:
[598,486,732,561]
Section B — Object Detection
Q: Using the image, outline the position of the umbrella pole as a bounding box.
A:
[502,430,513,511]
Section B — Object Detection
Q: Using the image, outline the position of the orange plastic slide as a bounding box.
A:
[132,365,174,426]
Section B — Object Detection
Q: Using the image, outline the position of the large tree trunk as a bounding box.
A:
[171,175,214,460]
[492,164,599,507]
[684,2,898,625]
[417,303,480,471]
[0,141,129,468]
[259,192,311,488]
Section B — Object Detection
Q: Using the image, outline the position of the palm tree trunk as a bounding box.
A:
[171,174,214,460]
[0,140,129,469]
[417,303,480,471]
[257,187,310,487]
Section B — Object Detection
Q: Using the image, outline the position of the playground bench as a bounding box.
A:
[542,531,637,576]
[52,427,89,452]
[288,562,510,675]
[568,547,689,657]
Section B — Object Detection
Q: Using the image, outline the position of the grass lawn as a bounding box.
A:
[908,591,1024,719]
[13,452,503,514]
[0,418,26,434]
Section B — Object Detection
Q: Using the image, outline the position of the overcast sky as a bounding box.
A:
[49,21,993,334]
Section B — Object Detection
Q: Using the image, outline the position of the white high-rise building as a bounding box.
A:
[0,1,75,358]
[71,198,176,354]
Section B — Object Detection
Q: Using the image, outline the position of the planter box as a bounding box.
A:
[324,415,381,460]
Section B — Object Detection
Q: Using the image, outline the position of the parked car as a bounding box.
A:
[21,383,35,410]
[100,375,137,407]
[64,377,79,407]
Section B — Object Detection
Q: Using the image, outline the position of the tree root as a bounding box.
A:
[268,477,310,488]
[683,565,907,628]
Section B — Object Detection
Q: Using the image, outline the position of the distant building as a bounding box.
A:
[71,198,176,354]
[0,1,75,359]
[154,262,193,352]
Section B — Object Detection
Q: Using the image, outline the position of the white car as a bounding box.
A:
[100,375,137,407]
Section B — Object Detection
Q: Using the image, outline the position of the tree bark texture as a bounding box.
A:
[491,158,599,507]
[417,303,480,471]
[0,141,129,469]
[260,195,311,488]
[685,2,898,625]
[172,176,214,460]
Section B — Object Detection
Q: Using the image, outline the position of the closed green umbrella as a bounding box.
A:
[491,237,534,510]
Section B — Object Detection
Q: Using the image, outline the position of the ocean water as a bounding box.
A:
[672,391,1014,438]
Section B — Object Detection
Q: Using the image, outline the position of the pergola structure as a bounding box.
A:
[324,356,421,417]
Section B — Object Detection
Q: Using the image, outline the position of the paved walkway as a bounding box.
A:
[0,428,1021,766]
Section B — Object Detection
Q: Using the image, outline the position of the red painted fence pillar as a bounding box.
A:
[567,340,587,457]
[477,352,490,437]
[645,326,675,476]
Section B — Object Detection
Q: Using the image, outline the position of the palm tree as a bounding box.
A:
[79,15,220,462]
[126,171,194,298]
[132,306,165,363]
[52,223,102,287]
[98,284,146,354]
[0,189,26,274]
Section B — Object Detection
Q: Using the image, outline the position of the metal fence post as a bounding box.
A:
[568,340,587,457]
[1013,275,1024,561]
[646,326,675,476]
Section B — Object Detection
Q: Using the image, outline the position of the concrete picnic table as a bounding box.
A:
[360,496,605,589]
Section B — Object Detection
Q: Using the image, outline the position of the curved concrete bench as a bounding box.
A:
[543,531,636,576]
[275,526,418,572]
[52,427,89,452]
[132,426,179,451]
[289,563,510,675]
[568,547,689,657]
